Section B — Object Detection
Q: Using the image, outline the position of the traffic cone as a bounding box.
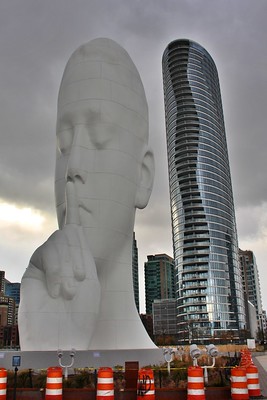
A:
[45,367,63,400]
[96,367,114,400]
[187,366,205,400]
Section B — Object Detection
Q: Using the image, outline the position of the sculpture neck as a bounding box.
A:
[82,226,134,288]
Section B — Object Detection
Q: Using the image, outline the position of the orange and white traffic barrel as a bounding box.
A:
[137,368,155,400]
[230,367,248,400]
[246,364,261,397]
[240,349,252,368]
[45,367,63,400]
[96,367,114,400]
[187,366,205,400]
[0,368,7,400]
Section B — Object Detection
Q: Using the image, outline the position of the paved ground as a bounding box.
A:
[253,353,267,397]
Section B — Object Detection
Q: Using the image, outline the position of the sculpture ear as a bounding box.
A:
[135,147,155,209]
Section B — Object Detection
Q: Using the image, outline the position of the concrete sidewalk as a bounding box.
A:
[253,353,267,397]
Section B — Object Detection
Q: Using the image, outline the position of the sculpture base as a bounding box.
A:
[0,348,164,369]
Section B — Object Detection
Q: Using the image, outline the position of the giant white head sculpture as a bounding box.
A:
[19,38,156,351]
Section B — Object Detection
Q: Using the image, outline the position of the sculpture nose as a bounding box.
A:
[67,164,87,184]
[66,126,87,184]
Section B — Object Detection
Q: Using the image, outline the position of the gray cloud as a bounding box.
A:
[1,0,267,311]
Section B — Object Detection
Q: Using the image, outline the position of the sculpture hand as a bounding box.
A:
[19,182,100,350]
[29,182,95,300]
[27,228,81,300]
[19,200,100,350]
[41,227,87,300]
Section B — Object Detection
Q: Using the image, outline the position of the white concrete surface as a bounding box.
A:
[18,38,156,351]
[0,349,164,370]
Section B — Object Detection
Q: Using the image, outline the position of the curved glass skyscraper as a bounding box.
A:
[162,39,246,342]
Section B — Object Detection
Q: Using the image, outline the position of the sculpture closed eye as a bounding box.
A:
[89,122,114,149]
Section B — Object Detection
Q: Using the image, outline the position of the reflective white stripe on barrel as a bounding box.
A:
[143,390,155,396]
[187,389,205,395]
[46,377,62,384]
[188,376,204,383]
[46,389,62,395]
[232,388,248,394]
[97,390,114,395]
[247,373,258,379]
[247,384,260,389]
[97,377,113,384]
[231,376,247,382]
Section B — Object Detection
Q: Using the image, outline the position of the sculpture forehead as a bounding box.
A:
[58,38,148,121]
[66,38,138,75]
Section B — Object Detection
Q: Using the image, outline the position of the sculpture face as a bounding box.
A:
[55,39,152,262]
[55,98,142,260]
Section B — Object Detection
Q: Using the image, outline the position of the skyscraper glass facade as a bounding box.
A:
[162,39,246,342]
[5,282,21,305]
[132,232,140,312]
[145,254,175,315]
[239,249,263,333]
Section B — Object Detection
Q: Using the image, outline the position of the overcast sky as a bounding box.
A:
[0,0,267,313]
